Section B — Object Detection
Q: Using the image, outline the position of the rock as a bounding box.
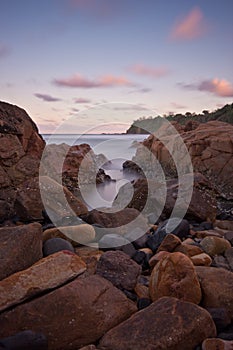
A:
[75,247,103,276]
[196,267,233,318]
[218,324,233,341]
[148,251,171,268]
[202,338,233,350]
[43,224,95,246]
[43,238,74,256]
[206,308,231,333]
[79,346,97,350]
[149,252,202,304]
[134,283,150,299]
[225,247,233,271]
[96,251,141,291]
[0,101,45,220]
[212,255,230,270]
[81,207,148,236]
[0,251,86,312]
[0,223,42,281]
[215,220,233,231]
[157,233,182,252]
[0,330,48,350]
[200,236,231,256]
[174,243,204,257]
[98,233,131,249]
[134,121,233,199]
[0,275,137,350]
[224,231,233,245]
[98,297,216,350]
[195,230,223,239]
[191,253,212,266]
[146,218,190,252]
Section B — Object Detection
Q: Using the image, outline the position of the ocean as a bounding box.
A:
[42,134,148,207]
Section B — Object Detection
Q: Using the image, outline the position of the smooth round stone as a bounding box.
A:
[43,224,96,245]
[43,238,74,257]
[200,236,231,256]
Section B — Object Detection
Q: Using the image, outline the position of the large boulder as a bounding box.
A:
[0,223,43,281]
[149,252,202,304]
[0,251,86,312]
[133,121,233,199]
[0,275,137,350]
[98,297,216,350]
[196,267,233,319]
[0,101,45,220]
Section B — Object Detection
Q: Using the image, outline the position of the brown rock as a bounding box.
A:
[43,224,95,246]
[157,233,181,252]
[80,346,97,350]
[0,275,137,350]
[215,220,233,231]
[96,251,141,290]
[149,251,171,268]
[196,266,233,318]
[98,297,216,350]
[0,101,45,220]
[75,246,103,275]
[200,236,231,256]
[225,247,233,271]
[149,252,202,304]
[202,338,233,350]
[0,251,86,312]
[191,253,212,266]
[174,243,203,257]
[0,223,42,281]
[134,283,150,299]
[224,231,233,245]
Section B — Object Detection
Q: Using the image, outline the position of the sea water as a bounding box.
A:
[42,134,148,208]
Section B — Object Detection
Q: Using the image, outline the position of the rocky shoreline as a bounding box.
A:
[0,101,233,350]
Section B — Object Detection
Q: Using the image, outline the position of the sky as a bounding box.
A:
[0,0,233,134]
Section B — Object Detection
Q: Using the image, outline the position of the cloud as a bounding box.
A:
[180,78,233,97]
[198,79,233,97]
[170,7,207,40]
[74,97,91,103]
[53,74,135,88]
[128,64,170,78]
[112,104,149,112]
[0,44,10,58]
[34,93,62,102]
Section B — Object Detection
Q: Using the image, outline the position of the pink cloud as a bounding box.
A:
[34,93,62,102]
[74,97,91,103]
[129,64,170,78]
[198,79,233,97]
[53,74,135,88]
[170,7,207,40]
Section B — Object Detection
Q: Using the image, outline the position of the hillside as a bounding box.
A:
[126,103,233,134]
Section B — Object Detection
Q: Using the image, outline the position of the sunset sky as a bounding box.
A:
[1,0,233,133]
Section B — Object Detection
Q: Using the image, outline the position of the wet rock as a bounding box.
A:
[0,251,86,312]
[75,247,103,276]
[96,251,141,291]
[196,267,233,318]
[0,330,48,350]
[43,237,74,256]
[149,251,171,268]
[157,233,182,252]
[98,297,216,350]
[149,252,202,304]
[200,236,231,256]
[0,223,42,281]
[0,275,137,350]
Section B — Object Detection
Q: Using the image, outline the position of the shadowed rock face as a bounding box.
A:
[133,121,233,199]
[0,101,45,221]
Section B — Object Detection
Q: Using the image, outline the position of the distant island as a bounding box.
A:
[126,103,233,134]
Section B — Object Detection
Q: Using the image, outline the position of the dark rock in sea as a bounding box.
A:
[43,237,74,257]
[0,330,48,350]
[0,223,42,281]
[137,298,152,310]
[146,218,190,253]
[96,251,141,291]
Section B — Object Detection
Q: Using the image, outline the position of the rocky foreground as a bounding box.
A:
[0,101,233,350]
